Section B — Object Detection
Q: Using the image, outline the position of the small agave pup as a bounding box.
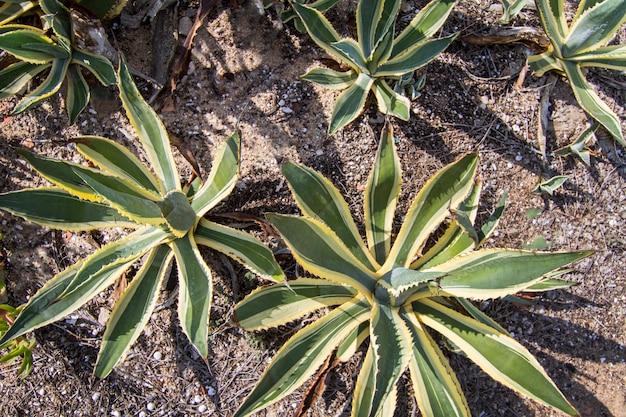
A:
[529,0,626,146]
[292,0,457,134]
[234,124,590,417]
[0,57,284,377]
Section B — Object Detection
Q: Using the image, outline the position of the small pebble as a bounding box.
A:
[281,106,293,114]
[147,402,155,411]
[515,154,523,162]
[92,392,101,402]
[152,351,162,360]
[198,405,207,413]
[111,411,121,417]
[206,386,216,396]
[139,412,147,417]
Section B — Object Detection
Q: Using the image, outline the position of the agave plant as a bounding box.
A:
[529,0,626,146]
[279,0,339,32]
[0,0,116,123]
[234,123,589,416]
[292,0,457,134]
[0,279,35,378]
[0,56,284,377]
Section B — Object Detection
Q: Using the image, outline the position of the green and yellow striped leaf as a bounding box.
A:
[391,0,456,56]
[427,249,591,299]
[561,59,624,144]
[234,278,355,330]
[12,57,69,115]
[71,48,117,86]
[172,234,213,358]
[118,55,180,194]
[562,0,626,57]
[574,45,626,70]
[415,299,578,416]
[364,122,401,264]
[0,28,66,63]
[329,72,374,135]
[372,79,410,120]
[336,320,369,362]
[74,136,161,196]
[95,244,173,377]
[385,154,477,269]
[401,308,470,417]
[0,187,135,230]
[66,64,89,124]
[72,0,129,20]
[0,258,135,345]
[234,297,370,417]
[62,227,168,297]
[527,51,563,77]
[267,213,378,296]
[40,0,73,44]
[377,35,457,77]
[290,2,341,57]
[190,131,240,217]
[0,1,37,26]
[331,38,369,72]
[282,161,376,270]
[300,67,357,90]
[524,277,578,292]
[535,0,568,48]
[0,61,49,99]
[352,345,377,417]
[194,218,285,282]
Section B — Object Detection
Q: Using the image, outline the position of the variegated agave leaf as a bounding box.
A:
[293,0,457,134]
[234,123,589,417]
[529,0,626,146]
[0,55,284,378]
[0,0,116,123]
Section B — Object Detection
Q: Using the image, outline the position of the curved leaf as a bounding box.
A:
[329,72,374,134]
[0,61,49,99]
[72,48,117,86]
[290,2,341,56]
[172,234,213,358]
[385,154,478,269]
[415,299,578,416]
[66,64,89,124]
[364,122,401,264]
[372,80,410,120]
[377,34,457,77]
[194,218,284,282]
[234,297,370,417]
[0,28,65,63]
[267,213,378,296]
[118,55,180,194]
[563,0,626,56]
[300,67,357,90]
[95,244,173,377]
[282,161,376,269]
[0,187,135,230]
[234,278,356,330]
[12,57,69,115]
[74,136,161,196]
[190,131,240,216]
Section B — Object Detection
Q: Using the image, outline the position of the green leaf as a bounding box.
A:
[72,0,129,20]
[95,244,173,377]
[300,67,357,90]
[499,0,528,24]
[267,214,378,296]
[562,0,626,56]
[0,1,38,26]
[118,55,180,193]
[234,297,370,417]
[290,2,341,57]
[535,0,568,47]
[74,136,162,195]
[533,175,568,196]
[385,154,478,269]
[194,218,285,282]
[527,51,564,77]
[368,302,411,416]
[401,308,470,417]
[522,236,552,250]
[0,61,49,99]
[428,249,591,299]
[12,57,70,115]
[364,122,401,264]
[415,299,579,416]
[329,72,374,134]
[40,0,73,43]
[0,187,134,230]
[72,48,117,86]
[62,227,168,297]
[336,320,369,362]
[574,45,626,71]
[561,60,624,144]
[331,38,369,72]
[357,0,400,60]
[282,161,376,269]
[372,80,410,120]
[377,34,457,77]
[0,258,134,346]
[391,0,457,56]
[234,278,356,330]
[190,131,240,217]
[74,169,164,225]
[156,191,196,237]
[172,234,213,358]
[66,64,89,124]
[524,277,577,292]
[0,28,66,63]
